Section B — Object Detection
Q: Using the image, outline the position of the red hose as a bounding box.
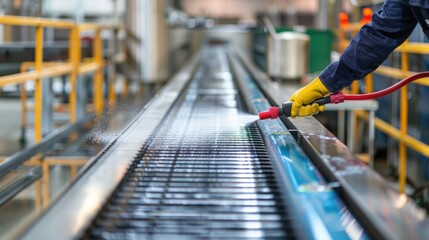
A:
[343,71,429,100]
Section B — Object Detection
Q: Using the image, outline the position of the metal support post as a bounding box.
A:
[347,111,355,153]
[41,78,53,136]
[369,110,375,168]
[76,75,87,120]
[337,110,345,142]
[20,82,27,145]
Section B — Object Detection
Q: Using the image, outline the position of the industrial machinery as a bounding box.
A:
[12,44,429,239]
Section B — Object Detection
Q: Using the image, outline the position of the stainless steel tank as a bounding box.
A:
[267,32,309,81]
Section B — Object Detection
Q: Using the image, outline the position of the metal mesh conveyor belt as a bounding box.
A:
[83,48,297,239]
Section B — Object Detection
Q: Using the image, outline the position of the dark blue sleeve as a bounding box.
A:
[319,0,417,93]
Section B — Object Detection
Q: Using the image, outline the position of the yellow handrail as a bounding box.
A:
[355,111,429,158]
[0,15,126,143]
[1,64,73,86]
[374,66,429,87]
[78,23,100,31]
[396,42,429,54]
[338,40,429,55]
[0,15,74,28]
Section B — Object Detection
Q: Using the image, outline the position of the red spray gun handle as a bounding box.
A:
[259,93,345,120]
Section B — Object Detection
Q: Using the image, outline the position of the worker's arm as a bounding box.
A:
[290,0,417,117]
[319,0,417,92]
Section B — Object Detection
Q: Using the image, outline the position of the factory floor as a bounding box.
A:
[0,84,160,238]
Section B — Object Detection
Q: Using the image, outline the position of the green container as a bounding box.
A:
[253,27,334,74]
[305,29,334,73]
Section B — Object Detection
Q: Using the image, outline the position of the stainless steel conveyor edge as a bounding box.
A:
[228,50,367,240]
[234,46,429,240]
[13,52,202,240]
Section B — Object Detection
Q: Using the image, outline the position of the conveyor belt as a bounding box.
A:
[83,47,297,239]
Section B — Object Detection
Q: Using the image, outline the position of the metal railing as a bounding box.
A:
[0,15,128,143]
[337,16,429,194]
[0,15,128,206]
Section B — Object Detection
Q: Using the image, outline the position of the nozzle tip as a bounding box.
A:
[258,107,280,120]
[259,111,271,120]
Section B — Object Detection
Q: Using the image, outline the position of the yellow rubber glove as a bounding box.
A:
[289,77,330,118]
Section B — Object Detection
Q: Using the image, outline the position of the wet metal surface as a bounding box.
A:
[84,48,295,239]
[86,123,293,239]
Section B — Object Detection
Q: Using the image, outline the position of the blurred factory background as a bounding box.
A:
[0,0,429,239]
